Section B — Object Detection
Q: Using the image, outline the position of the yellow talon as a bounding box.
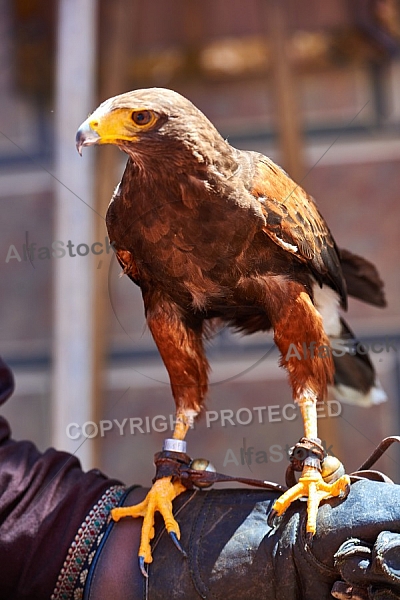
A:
[272,465,350,536]
[111,476,186,565]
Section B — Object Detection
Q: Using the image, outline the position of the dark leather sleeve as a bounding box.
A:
[0,358,122,600]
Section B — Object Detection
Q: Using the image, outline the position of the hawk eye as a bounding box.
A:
[132,110,153,126]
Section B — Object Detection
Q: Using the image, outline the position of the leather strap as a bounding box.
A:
[153,450,288,492]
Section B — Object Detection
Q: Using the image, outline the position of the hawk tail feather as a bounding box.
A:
[328,318,387,407]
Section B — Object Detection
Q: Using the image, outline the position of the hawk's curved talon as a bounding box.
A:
[305,531,314,546]
[267,508,278,528]
[169,531,187,557]
[343,483,351,499]
[139,556,148,578]
[111,476,186,572]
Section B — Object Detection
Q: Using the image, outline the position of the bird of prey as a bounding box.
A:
[76,88,386,573]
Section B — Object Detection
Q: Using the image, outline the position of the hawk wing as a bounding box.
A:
[250,155,347,307]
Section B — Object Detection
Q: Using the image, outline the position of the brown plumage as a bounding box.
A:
[76,88,386,567]
[77,88,385,409]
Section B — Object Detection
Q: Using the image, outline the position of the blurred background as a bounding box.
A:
[1,0,400,488]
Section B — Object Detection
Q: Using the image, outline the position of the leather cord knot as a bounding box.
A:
[286,437,326,487]
[153,450,192,485]
[290,437,325,469]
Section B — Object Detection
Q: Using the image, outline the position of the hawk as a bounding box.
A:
[76,88,386,574]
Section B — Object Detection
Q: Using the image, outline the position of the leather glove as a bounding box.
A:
[85,477,400,600]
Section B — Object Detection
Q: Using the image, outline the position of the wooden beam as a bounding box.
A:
[265,0,305,182]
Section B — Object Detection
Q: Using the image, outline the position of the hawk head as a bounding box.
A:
[76,87,229,169]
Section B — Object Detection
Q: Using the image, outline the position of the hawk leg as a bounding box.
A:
[111,411,192,575]
[112,297,208,575]
[270,393,350,538]
[270,290,350,538]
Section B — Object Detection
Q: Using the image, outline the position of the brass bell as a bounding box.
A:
[190,458,216,488]
[321,456,345,483]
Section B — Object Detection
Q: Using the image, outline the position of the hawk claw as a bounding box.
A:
[139,556,148,578]
[169,531,187,557]
[111,476,187,575]
[305,531,314,546]
[267,508,279,528]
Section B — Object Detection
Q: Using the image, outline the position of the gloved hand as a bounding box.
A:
[332,531,400,599]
